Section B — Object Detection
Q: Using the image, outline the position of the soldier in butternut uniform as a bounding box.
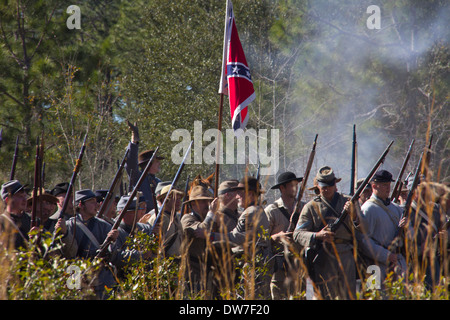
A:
[180,185,215,295]
[293,166,358,300]
[265,171,303,299]
[147,184,184,258]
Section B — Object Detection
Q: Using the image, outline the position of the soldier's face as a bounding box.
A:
[191,199,210,218]
[149,159,161,175]
[318,184,336,201]
[57,193,73,212]
[79,198,98,217]
[6,191,27,214]
[372,182,391,199]
[280,181,298,198]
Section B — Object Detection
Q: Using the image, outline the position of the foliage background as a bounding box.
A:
[0,0,448,199]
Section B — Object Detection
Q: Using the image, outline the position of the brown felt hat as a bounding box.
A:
[315,166,341,187]
[182,185,214,204]
[27,188,58,205]
[138,149,165,165]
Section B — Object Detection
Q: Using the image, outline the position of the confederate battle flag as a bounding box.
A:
[218,0,255,135]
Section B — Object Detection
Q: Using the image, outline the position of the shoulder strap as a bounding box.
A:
[75,220,101,249]
[367,198,399,227]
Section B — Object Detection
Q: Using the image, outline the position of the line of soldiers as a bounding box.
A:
[1,128,449,300]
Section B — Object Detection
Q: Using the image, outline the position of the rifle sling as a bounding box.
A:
[76,220,101,249]
[367,198,399,229]
[320,195,353,235]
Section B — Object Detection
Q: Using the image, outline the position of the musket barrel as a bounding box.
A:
[150,141,193,233]
[330,140,394,233]
[287,134,318,232]
[9,135,19,180]
[350,124,357,196]
[97,148,130,219]
[59,133,88,217]
[96,146,160,258]
[31,137,40,228]
[391,139,415,201]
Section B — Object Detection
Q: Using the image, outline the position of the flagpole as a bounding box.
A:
[214,93,224,197]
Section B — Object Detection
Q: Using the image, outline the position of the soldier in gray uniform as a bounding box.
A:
[59,189,119,299]
[265,171,303,299]
[125,120,164,212]
[0,180,30,250]
[293,166,357,300]
[359,170,408,284]
[111,194,156,276]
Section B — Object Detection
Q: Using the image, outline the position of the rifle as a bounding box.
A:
[350,124,357,196]
[43,134,88,259]
[150,141,193,234]
[10,135,19,180]
[329,140,394,233]
[96,146,160,259]
[389,152,424,254]
[97,148,130,219]
[180,175,191,215]
[423,134,433,178]
[391,139,415,202]
[31,137,41,228]
[256,159,261,181]
[117,159,125,197]
[59,133,88,218]
[287,134,318,232]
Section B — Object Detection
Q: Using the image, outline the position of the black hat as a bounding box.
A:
[270,171,303,190]
[75,189,97,204]
[50,182,69,197]
[94,190,108,203]
[371,170,394,183]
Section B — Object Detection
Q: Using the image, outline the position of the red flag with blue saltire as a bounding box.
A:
[218,0,255,136]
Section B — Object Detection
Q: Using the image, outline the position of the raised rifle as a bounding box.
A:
[180,175,191,215]
[97,148,130,219]
[96,146,160,259]
[329,140,394,233]
[389,152,424,254]
[423,134,433,178]
[350,124,357,196]
[150,141,193,234]
[31,137,41,228]
[287,134,318,232]
[59,133,88,218]
[117,159,125,197]
[9,135,19,180]
[256,159,261,181]
[390,139,415,202]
